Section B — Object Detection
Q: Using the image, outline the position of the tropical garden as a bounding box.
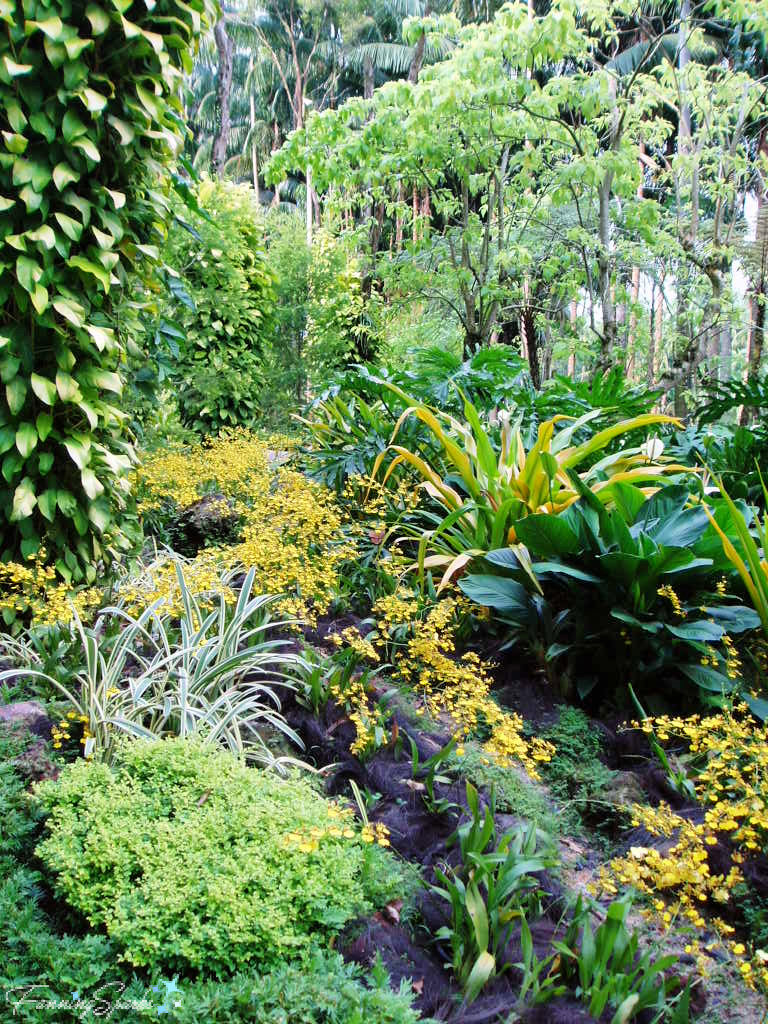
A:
[1,0,768,1020]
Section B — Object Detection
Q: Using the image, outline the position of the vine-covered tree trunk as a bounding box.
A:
[212,20,234,177]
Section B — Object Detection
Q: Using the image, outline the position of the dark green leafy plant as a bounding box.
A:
[161,180,276,434]
[162,949,432,1024]
[34,738,405,975]
[0,0,214,581]
[550,896,691,1022]
[431,782,558,1002]
[460,483,761,705]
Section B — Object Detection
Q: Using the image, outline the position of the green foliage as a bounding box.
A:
[0,866,150,1024]
[540,707,615,829]
[34,738,404,975]
[447,745,559,834]
[431,782,558,1001]
[0,564,305,764]
[306,229,377,385]
[159,179,276,434]
[0,723,47,872]
[517,896,691,1021]
[170,949,431,1024]
[260,211,311,429]
[0,0,214,582]
[552,896,691,1021]
[668,423,768,508]
[373,386,684,586]
[460,483,761,705]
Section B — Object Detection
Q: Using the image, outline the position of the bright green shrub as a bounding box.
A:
[306,228,377,386]
[162,180,276,434]
[171,949,430,1024]
[35,739,403,975]
[0,0,213,582]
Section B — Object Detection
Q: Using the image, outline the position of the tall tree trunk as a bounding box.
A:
[567,299,577,377]
[408,31,426,83]
[396,181,403,250]
[248,55,260,203]
[363,53,374,100]
[650,269,664,387]
[597,171,616,368]
[212,20,234,177]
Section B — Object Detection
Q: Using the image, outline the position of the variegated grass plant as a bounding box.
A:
[0,562,306,768]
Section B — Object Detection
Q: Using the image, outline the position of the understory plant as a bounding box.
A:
[0,564,305,764]
[371,387,686,585]
[460,482,761,705]
[517,896,692,1022]
[431,782,558,1002]
[34,738,403,975]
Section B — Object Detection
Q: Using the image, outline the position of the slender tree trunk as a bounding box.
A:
[396,181,403,250]
[412,186,418,243]
[597,171,616,368]
[248,55,260,203]
[363,53,374,100]
[408,31,426,83]
[212,20,234,177]
[567,299,577,377]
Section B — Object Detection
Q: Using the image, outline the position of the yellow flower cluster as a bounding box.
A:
[281,801,390,851]
[373,589,554,779]
[52,710,92,751]
[0,551,101,630]
[597,705,768,989]
[135,429,271,512]
[125,432,355,623]
[657,584,686,618]
[331,626,380,664]
[328,670,388,758]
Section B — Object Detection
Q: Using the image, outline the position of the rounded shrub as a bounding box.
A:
[34,739,400,975]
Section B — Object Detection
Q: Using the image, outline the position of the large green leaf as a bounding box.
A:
[458,574,531,612]
[514,513,581,558]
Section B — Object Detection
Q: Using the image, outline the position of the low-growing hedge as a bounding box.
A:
[35,739,403,974]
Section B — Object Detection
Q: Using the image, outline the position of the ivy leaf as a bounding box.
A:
[10,477,36,520]
[27,224,56,249]
[38,488,57,521]
[0,355,20,382]
[16,254,41,293]
[62,110,88,142]
[36,411,53,440]
[38,451,54,474]
[53,295,86,326]
[56,371,82,402]
[88,498,111,531]
[31,284,49,315]
[54,211,83,241]
[86,4,111,34]
[106,115,135,145]
[53,162,80,190]
[84,324,116,351]
[81,467,104,499]
[63,435,90,467]
[3,56,33,76]
[73,136,101,162]
[78,86,107,112]
[31,373,57,405]
[26,17,64,40]
[0,425,15,453]
[67,255,110,291]
[2,131,28,154]
[15,422,38,457]
[6,377,27,414]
